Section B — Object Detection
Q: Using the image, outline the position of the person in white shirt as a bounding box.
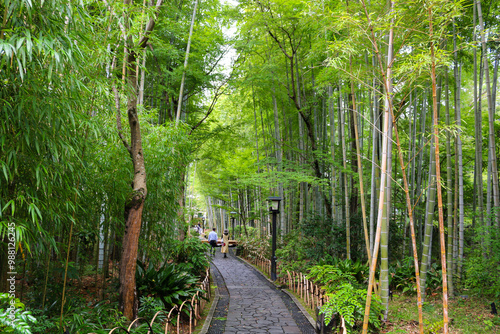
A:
[207,228,218,256]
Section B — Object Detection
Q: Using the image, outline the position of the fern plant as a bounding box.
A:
[308,264,382,333]
[320,284,382,333]
[307,265,358,292]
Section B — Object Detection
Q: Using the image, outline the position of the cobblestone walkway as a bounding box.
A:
[206,250,315,334]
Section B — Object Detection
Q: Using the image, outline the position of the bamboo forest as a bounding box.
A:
[1,0,500,333]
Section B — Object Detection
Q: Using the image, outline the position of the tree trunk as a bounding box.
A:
[453,22,465,276]
[429,18,449,329]
[369,79,380,253]
[445,69,454,296]
[329,86,337,220]
[380,116,392,320]
[272,88,285,234]
[471,2,485,252]
[420,107,436,302]
[476,0,500,227]
[175,0,199,126]
[340,98,351,259]
[361,0,394,329]
[118,46,148,319]
[350,75,371,262]
[117,0,162,320]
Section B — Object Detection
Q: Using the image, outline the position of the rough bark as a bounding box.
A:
[117,0,162,320]
[119,193,145,320]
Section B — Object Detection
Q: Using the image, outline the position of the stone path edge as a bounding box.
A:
[198,273,220,334]
[234,255,316,329]
[281,289,316,328]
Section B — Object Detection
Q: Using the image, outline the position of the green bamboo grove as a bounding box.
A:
[1,0,499,332]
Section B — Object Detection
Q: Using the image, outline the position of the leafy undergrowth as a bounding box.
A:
[383,294,500,333]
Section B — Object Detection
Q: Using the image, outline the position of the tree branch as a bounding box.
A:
[138,0,164,49]
[111,56,133,158]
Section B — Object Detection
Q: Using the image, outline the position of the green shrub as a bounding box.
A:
[28,311,58,334]
[330,258,369,285]
[30,301,132,333]
[136,260,203,309]
[138,296,166,321]
[425,262,443,294]
[172,236,210,277]
[276,230,310,273]
[307,265,359,292]
[464,254,500,298]
[463,226,500,298]
[308,264,382,333]
[299,214,347,261]
[390,257,417,294]
[320,283,382,333]
[0,293,36,334]
[239,235,269,257]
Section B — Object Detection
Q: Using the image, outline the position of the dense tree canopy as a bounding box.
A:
[1,0,499,332]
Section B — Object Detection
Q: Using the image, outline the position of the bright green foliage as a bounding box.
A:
[307,260,369,292]
[274,216,352,273]
[0,293,36,334]
[144,0,231,126]
[464,226,500,298]
[390,257,418,294]
[329,259,369,286]
[320,283,382,333]
[0,0,97,251]
[138,296,166,320]
[135,260,203,309]
[308,264,381,332]
[170,236,210,277]
[308,266,358,292]
[30,301,128,333]
[140,121,194,258]
[423,319,444,334]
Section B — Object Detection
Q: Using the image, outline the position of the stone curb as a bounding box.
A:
[235,254,317,330]
[199,263,220,334]
[281,289,316,328]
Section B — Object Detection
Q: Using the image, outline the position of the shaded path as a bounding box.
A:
[205,250,315,334]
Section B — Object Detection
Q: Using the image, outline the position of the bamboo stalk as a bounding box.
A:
[360,0,395,329]
[429,8,449,331]
[175,0,199,126]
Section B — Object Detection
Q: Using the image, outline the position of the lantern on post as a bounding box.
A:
[267,196,281,281]
[230,211,237,240]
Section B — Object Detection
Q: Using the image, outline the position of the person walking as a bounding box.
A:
[221,229,229,258]
[207,227,218,256]
[195,223,202,235]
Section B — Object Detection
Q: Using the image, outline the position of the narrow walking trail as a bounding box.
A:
[205,250,316,334]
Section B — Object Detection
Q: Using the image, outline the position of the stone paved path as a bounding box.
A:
[206,250,315,334]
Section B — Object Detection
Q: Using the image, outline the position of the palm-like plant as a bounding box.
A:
[136,261,203,309]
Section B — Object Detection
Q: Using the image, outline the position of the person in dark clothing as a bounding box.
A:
[207,227,218,256]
